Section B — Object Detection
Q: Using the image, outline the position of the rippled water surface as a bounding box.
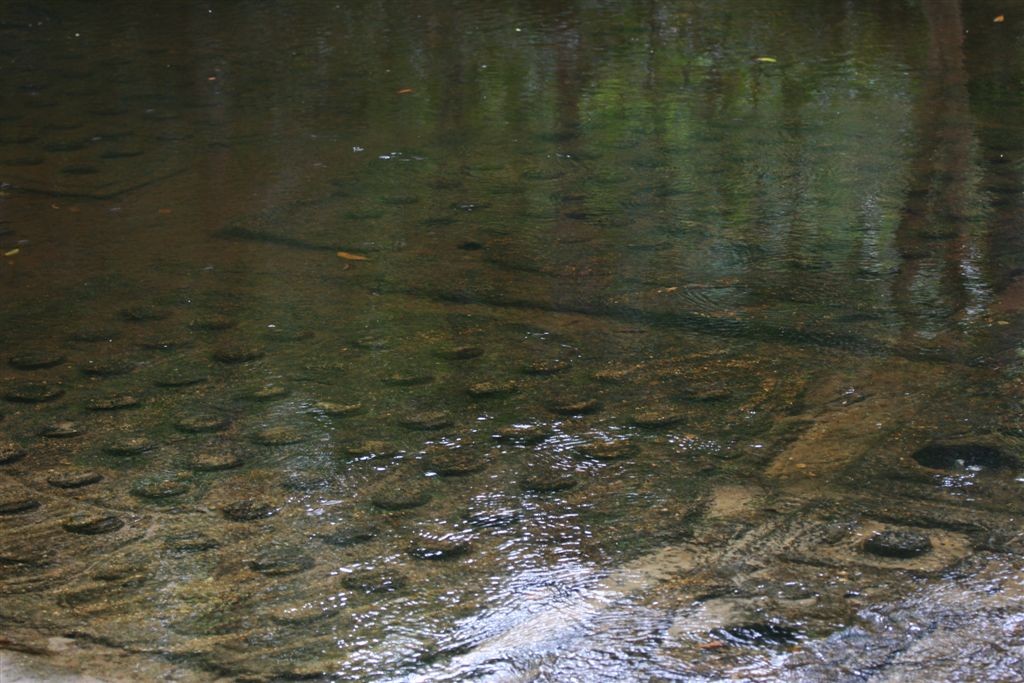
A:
[2,1,1024,681]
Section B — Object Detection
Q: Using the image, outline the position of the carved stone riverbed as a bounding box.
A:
[2,0,1024,680]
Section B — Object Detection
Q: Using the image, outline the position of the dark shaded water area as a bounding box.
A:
[2,0,1024,680]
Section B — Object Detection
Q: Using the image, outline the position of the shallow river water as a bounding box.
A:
[2,1,1024,681]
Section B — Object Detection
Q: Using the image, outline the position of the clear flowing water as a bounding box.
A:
[1,1,1023,681]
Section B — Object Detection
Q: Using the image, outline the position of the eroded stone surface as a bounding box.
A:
[467,380,518,398]
[340,569,407,594]
[520,470,578,493]
[222,499,278,521]
[213,345,264,364]
[4,381,64,403]
[62,513,124,535]
[9,352,66,370]
[425,447,489,476]
[313,401,363,417]
[47,470,103,488]
[371,481,432,510]
[399,411,452,431]
[249,547,314,575]
[130,476,191,499]
[188,448,244,471]
[408,530,473,560]
[252,426,305,446]
[86,394,140,411]
[175,414,231,433]
[104,436,157,456]
[0,442,27,464]
[39,421,84,438]
[0,496,40,515]
[863,530,933,559]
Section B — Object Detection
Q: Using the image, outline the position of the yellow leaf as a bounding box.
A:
[994,14,1005,22]
[337,251,369,261]
[755,56,777,63]
[4,248,20,256]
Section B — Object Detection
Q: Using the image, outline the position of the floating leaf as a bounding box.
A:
[396,88,415,95]
[337,251,369,261]
[994,14,1005,22]
[755,56,777,63]
[3,248,20,257]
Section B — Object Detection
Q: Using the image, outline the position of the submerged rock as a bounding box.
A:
[153,369,207,388]
[213,344,264,364]
[911,443,1017,472]
[340,569,407,594]
[547,398,602,416]
[342,440,399,459]
[189,314,237,331]
[425,448,488,476]
[354,336,390,350]
[271,601,341,625]
[47,470,103,488]
[131,476,191,499]
[63,512,124,535]
[317,524,379,547]
[632,410,686,428]
[371,481,432,511]
[222,499,278,521]
[249,547,314,575]
[399,411,452,431]
[522,359,571,375]
[492,424,551,443]
[383,373,434,386]
[175,414,231,433]
[0,496,40,515]
[3,381,64,403]
[80,359,134,377]
[120,305,169,322]
[249,384,290,400]
[520,470,578,493]
[188,449,243,472]
[314,401,363,417]
[710,621,802,646]
[69,327,119,343]
[263,327,314,343]
[408,531,473,560]
[0,442,27,465]
[577,440,638,461]
[164,530,220,553]
[281,472,332,492]
[436,345,484,361]
[252,425,305,446]
[104,436,157,456]
[466,507,521,530]
[594,366,639,382]
[38,421,84,438]
[467,380,518,398]
[862,530,933,559]
[679,386,732,402]
[8,352,65,370]
[86,393,140,411]
[139,335,193,351]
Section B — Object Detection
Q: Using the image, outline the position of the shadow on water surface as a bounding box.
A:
[1,0,1024,681]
